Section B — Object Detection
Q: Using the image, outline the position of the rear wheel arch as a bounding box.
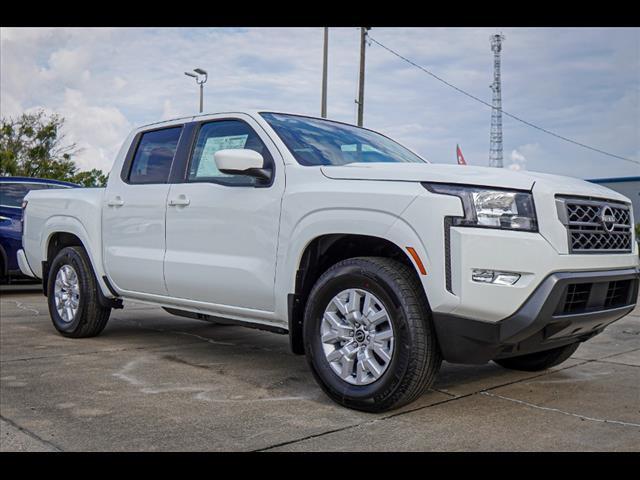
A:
[47,245,111,338]
[44,232,85,284]
[44,231,119,308]
[46,232,85,264]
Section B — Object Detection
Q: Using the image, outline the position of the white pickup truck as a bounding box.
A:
[19,111,639,412]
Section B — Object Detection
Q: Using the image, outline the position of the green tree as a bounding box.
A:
[0,110,108,187]
[70,168,109,188]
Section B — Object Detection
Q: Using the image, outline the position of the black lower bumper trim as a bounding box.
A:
[433,267,639,364]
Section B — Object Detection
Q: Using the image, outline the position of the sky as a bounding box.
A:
[1,27,638,179]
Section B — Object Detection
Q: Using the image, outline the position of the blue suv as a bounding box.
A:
[0,177,79,282]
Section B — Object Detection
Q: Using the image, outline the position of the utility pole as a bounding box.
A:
[356,27,370,127]
[489,34,505,168]
[321,27,329,118]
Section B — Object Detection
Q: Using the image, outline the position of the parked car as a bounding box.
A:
[0,176,78,283]
[18,111,639,411]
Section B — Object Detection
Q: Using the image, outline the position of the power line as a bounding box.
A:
[368,36,640,166]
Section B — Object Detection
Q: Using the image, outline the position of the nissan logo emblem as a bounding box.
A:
[600,206,616,232]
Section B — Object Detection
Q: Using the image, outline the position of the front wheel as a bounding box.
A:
[494,342,579,372]
[303,257,441,412]
[47,246,111,338]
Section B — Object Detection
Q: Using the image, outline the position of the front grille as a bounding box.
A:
[556,196,633,253]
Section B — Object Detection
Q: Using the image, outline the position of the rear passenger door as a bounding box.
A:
[102,126,185,296]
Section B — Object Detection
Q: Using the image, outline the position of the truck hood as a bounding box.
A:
[320,163,631,202]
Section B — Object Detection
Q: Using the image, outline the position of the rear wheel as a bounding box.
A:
[303,257,441,412]
[47,246,111,338]
[494,342,579,372]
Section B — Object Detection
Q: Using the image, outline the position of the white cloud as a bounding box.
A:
[54,89,131,172]
[508,149,527,171]
[113,76,127,90]
[1,27,638,179]
[0,92,23,118]
[161,99,183,121]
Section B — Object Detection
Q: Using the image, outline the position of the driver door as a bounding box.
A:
[163,117,284,312]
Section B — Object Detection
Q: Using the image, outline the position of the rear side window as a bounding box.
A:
[128,127,182,184]
[0,183,51,208]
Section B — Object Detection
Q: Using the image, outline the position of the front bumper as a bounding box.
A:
[433,267,639,364]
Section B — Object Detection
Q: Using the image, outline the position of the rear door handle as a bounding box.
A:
[168,194,190,207]
[107,196,124,207]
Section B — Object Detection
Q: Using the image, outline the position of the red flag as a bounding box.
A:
[456,144,467,165]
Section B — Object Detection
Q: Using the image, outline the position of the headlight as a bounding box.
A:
[423,183,538,232]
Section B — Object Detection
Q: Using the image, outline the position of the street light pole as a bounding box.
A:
[199,82,204,113]
[185,68,208,113]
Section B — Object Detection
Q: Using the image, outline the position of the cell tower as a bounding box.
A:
[489,34,505,168]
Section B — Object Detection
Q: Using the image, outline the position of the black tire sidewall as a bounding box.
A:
[304,262,415,408]
[47,247,91,334]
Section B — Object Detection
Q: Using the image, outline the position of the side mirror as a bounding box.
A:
[214,149,272,182]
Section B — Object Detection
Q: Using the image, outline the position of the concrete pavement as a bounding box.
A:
[1,289,638,451]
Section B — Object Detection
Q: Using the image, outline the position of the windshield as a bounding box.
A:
[260,113,427,166]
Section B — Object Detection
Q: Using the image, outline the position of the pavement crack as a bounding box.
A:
[432,388,457,398]
[480,391,640,428]
[0,341,204,363]
[601,347,640,358]
[0,415,63,451]
[594,359,640,368]
[254,392,469,451]
[255,359,593,451]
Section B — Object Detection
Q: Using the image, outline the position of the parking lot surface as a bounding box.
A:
[1,287,638,451]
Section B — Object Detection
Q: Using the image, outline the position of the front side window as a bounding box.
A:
[128,127,182,184]
[188,120,273,186]
[260,112,427,166]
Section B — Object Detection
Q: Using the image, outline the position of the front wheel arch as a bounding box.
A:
[288,234,426,355]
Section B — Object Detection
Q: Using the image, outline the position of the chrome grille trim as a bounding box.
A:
[555,196,633,253]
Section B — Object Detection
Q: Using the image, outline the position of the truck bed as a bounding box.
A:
[22,187,106,282]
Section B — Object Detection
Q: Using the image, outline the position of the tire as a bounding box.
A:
[47,246,111,338]
[303,257,441,412]
[494,342,579,372]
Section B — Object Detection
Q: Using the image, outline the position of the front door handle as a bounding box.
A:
[168,194,190,207]
[107,196,124,207]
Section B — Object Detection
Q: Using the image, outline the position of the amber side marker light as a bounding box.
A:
[406,247,427,276]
